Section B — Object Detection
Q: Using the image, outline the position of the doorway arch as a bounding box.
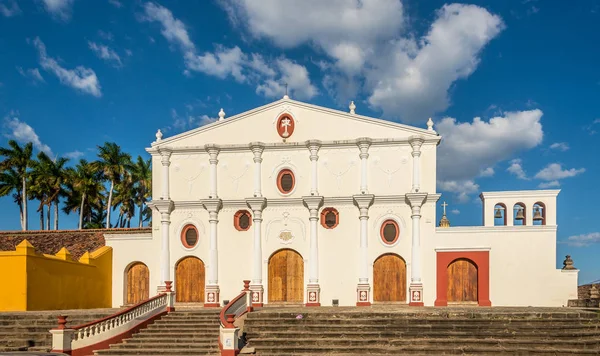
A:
[447,258,478,303]
[268,249,304,303]
[175,256,205,303]
[373,254,407,302]
[125,262,149,305]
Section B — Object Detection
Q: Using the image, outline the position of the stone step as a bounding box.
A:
[128,333,220,340]
[245,323,600,332]
[145,324,220,331]
[246,316,600,325]
[116,340,217,349]
[151,319,219,325]
[95,347,219,355]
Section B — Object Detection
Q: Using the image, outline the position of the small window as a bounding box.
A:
[320,208,339,229]
[277,169,295,194]
[181,225,198,248]
[380,220,399,245]
[234,210,252,231]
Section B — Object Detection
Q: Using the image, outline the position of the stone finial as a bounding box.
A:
[349,101,356,114]
[218,108,225,121]
[562,255,576,270]
[155,129,163,142]
[427,118,434,131]
[590,285,600,299]
[439,201,450,228]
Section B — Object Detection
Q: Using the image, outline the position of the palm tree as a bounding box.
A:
[94,142,132,229]
[128,155,152,227]
[0,140,33,230]
[0,168,24,225]
[84,199,107,229]
[63,159,102,229]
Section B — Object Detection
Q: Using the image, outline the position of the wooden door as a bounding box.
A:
[176,257,205,303]
[447,258,478,302]
[126,262,149,305]
[373,254,406,302]
[268,249,304,303]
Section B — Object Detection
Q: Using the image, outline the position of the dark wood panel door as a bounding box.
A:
[373,254,406,302]
[126,262,149,305]
[176,257,205,303]
[268,249,304,303]
[447,258,478,302]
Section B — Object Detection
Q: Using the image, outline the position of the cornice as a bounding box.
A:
[435,225,557,233]
[479,190,560,200]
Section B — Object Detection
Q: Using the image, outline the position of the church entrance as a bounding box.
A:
[447,258,478,303]
[373,254,406,302]
[126,262,149,305]
[268,249,304,303]
[175,256,205,303]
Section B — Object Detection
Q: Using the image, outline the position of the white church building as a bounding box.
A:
[106,96,578,308]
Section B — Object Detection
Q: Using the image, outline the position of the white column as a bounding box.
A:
[353,194,374,306]
[406,192,427,306]
[246,197,267,307]
[303,196,324,306]
[160,150,172,199]
[205,144,220,198]
[409,136,424,193]
[202,199,222,307]
[160,211,171,284]
[306,140,321,195]
[356,138,371,194]
[249,143,265,197]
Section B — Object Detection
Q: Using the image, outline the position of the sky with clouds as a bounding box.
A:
[0,0,599,283]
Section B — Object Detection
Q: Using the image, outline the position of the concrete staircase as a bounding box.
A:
[0,309,117,352]
[94,309,221,355]
[243,307,600,355]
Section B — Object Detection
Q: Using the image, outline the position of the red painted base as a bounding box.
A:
[167,307,175,312]
[305,302,321,307]
[252,303,263,308]
[356,302,371,307]
[479,300,492,307]
[204,303,220,308]
[409,302,424,307]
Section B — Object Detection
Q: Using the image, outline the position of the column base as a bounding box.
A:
[356,283,371,306]
[306,283,321,307]
[250,284,264,308]
[409,283,424,306]
[204,284,220,308]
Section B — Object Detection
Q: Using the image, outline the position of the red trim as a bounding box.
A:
[233,210,252,231]
[409,301,424,306]
[380,219,400,245]
[252,303,263,307]
[167,306,175,312]
[356,302,371,306]
[180,224,199,248]
[204,303,220,308]
[305,302,321,307]
[435,251,491,307]
[276,113,295,138]
[320,208,340,229]
[276,169,295,194]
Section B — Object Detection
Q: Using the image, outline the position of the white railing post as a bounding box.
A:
[50,316,74,354]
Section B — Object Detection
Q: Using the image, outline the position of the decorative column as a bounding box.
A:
[249,142,265,197]
[205,144,220,198]
[409,136,425,193]
[202,198,223,307]
[246,197,267,307]
[302,195,324,306]
[151,199,174,291]
[306,140,321,195]
[353,194,374,306]
[159,149,172,199]
[356,138,372,194]
[406,192,427,306]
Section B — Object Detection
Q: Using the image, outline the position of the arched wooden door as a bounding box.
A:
[373,254,406,302]
[126,262,149,305]
[447,258,478,303]
[176,256,205,303]
[268,249,304,303]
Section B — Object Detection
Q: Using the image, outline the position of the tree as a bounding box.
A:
[0,168,24,225]
[112,171,135,228]
[30,152,69,230]
[63,159,104,229]
[0,140,33,230]
[128,155,152,227]
[94,142,132,229]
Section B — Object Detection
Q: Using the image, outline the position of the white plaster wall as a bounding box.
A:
[369,146,412,196]
[318,148,360,197]
[261,149,311,199]
[169,154,208,201]
[218,152,254,200]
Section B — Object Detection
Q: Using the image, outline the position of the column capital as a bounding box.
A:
[159,148,173,165]
[201,198,223,213]
[148,199,174,214]
[302,196,324,212]
[204,144,221,160]
[246,197,267,213]
[409,135,425,155]
[305,140,322,161]
[356,137,372,149]
[249,142,265,162]
[405,192,427,212]
[352,194,375,210]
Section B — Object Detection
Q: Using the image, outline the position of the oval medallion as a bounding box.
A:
[276,114,295,138]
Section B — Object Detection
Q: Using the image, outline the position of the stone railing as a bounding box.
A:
[51,281,176,356]
[219,280,253,356]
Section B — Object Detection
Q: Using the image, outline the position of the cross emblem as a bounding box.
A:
[441,201,448,215]
[280,117,291,138]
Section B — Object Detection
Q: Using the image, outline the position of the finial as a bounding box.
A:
[427,118,434,131]
[218,108,225,121]
[562,255,576,270]
[349,101,356,114]
[439,201,450,228]
[441,201,448,216]
[155,129,163,142]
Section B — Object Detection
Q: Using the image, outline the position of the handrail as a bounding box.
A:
[219,280,252,329]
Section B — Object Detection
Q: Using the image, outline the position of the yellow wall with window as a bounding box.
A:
[0,240,112,311]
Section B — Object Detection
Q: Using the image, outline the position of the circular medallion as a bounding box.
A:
[276,114,295,138]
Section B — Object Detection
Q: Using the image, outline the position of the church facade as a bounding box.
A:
[105,97,578,308]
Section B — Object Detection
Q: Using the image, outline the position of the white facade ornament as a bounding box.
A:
[218,108,225,121]
[349,101,356,114]
[427,118,434,132]
[155,129,163,142]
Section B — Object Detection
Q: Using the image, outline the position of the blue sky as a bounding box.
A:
[0,0,599,283]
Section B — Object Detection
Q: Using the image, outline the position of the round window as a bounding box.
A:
[181,225,199,248]
[277,169,295,194]
[380,220,399,245]
[320,208,339,229]
[234,210,252,231]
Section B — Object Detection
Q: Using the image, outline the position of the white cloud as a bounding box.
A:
[451,209,460,215]
[437,109,543,182]
[108,0,122,8]
[562,232,600,247]
[437,180,479,203]
[248,53,276,77]
[507,158,528,180]
[33,37,102,97]
[584,118,600,135]
[256,58,318,100]
[549,142,569,151]
[3,116,53,156]
[64,150,84,159]
[97,30,114,41]
[534,163,585,181]
[16,67,45,83]
[40,0,74,21]
[141,2,195,52]
[479,167,494,177]
[185,46,247,82]
[88,41,123,67]
[169,109,217,132]
[0,0,21,17]
[538,180,560,189]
